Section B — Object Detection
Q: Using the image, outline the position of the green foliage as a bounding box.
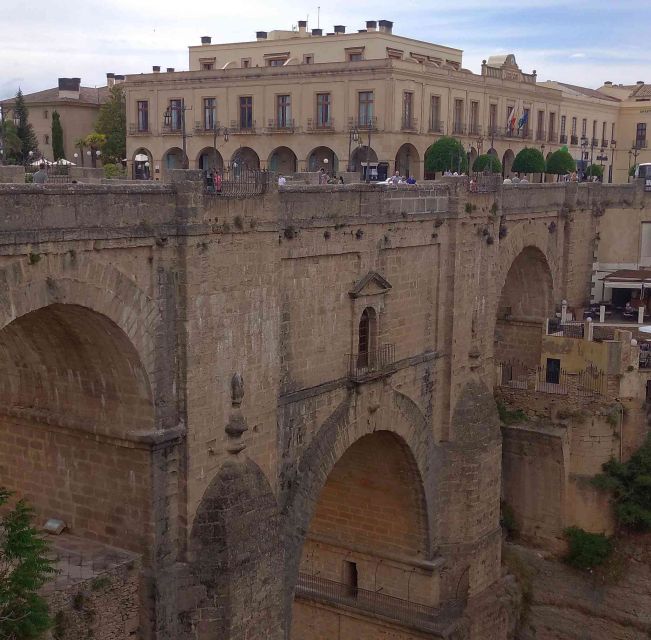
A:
[102,163,126,179]
[0,488,56,639]
[563,526,612,569]
[51,111,64,161]
[94,85,126,164]
[585,163,604,178]
[496,400,528,425]
[512,147,546,174]
[592,436,651,531]
[629,164,638,177]
[0,119,22,164]
[424,136,468,173]
[472,153,502,173]
[12,89,39,163]
[83,133,106,168]
[546,149,576,175]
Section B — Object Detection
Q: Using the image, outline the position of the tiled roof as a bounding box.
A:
[1,85,109,107]
[556,82,620,102]
[632,84,651,98]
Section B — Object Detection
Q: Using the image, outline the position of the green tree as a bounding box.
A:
[73,137,86,166]
[12,90,39,164]
[472,153,502,174]
[546,149,576,178]
[424,136,468,174]
[629,164,638,177]
[512,147,546,174]
[50,111,64,161]
[83,133,106,168]
[0,119,22,164]
[585,164,604,179]
[0,488,56,639]
[593,436,651,531]
[94,85,125,164]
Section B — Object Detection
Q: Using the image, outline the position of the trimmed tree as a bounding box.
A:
[512,147,545,174]
[546,148,576,178]
[0,120,22,164]
[0,488,56,639]
[12,89,39,164]
[95,85,126,165]
[51,111,64,161]
[424,136,468,174]
[472,153,502,174]
[585,163,604,179]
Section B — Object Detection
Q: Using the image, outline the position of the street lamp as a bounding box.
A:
[347,127,359,172]
[629,146,641,182]
[164,99,191,169]
[212,124,229,172]
[580,136,589,179]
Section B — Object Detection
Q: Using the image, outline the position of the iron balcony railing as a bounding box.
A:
[349,116,378,131]
[601,139,609,148]
[295,573,463,634]
[468,123,482,136]
[348,344,395,382]
[570,134,579,145]
[204,167,271,197]
[266,118,296,133]
[592,137,600,147]
[610,138,617,146]
[128,123,150,135]
[401,116,418,131]
[548,131,558,143]
[307,117,335,132]
[161,123,183,134]
[634,139,648,149]
[498,361,606,397]
[560,134,568,144]
[194,120,221,134]
[535,129,546,141]
[452,122,465,135]
[229,120,257,134]
[429,120,444,134]
[547,318,584,338]
[503,127,531,139]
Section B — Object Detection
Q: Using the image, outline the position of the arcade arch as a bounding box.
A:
[502,149,515,177]
[395,143,421,179]
[197,147,224,171]
[231,146,260,170]
[307,146,338,174]
[268,146,297,174]
[133,147,152,180]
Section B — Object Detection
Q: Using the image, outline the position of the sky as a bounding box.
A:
[0,0,645,98]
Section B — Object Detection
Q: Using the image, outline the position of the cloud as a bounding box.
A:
[569,53,587,59]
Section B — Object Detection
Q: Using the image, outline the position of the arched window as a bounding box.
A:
[357,307,377,369]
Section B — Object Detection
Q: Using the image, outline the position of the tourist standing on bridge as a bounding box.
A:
[33,164,48,184]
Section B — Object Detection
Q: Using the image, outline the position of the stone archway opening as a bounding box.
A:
[133,147,152,180]
[307,146,338,174]
[268,146,297,174]
[163,146,185,171]
[350,145,378,177]
[502,149,515,177]
[231,146,260,171]
[197,146,224,172]
[395,143,421,180]
[0,303,154,553]
[291,431,434,638]
[495,246,554,368]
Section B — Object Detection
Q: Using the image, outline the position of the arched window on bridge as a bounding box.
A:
[357,307,377,369]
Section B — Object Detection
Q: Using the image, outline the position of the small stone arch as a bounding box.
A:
[307,146,338,173]
[487,147,498,157]
[196,146,224,171]
[187,459,284,640]
[133,147,152,180]
[163,146,185,170]
[395,143,421,179]
[350,145,378,175]
[502,149,515,177]
[231,146,260,170]
[268,146,297,174]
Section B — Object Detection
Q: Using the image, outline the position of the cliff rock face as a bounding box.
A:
[506,537,651,640]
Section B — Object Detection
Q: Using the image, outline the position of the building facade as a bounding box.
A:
[124,20,647,183]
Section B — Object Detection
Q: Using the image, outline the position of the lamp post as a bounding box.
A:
[540,144,546,182]
[347,126,359,172]
[164,99,191,169]
[629,146,641,182]
[364,129,372,183]
[212,123,229,172]
[596,149,608,182]
[86,148,101,169]
[580,136,589,180]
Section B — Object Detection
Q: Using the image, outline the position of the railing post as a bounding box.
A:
[584,317,593,341]
[638,305,645,325]
[600,305,605,323]
[561,299,568,323]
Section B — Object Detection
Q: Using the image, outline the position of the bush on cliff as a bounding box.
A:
[563,526,612,570]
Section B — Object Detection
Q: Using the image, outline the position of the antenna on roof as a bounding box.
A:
[317,6,320,29]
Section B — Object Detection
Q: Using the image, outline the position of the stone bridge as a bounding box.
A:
[0,174,647,640]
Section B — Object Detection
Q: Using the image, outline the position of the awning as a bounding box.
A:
[602,269,651,289]
[134,153,149,162]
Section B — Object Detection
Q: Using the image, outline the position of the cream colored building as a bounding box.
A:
[124,20,646,183]
[0,76,119,164]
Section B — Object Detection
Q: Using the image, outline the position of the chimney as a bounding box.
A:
[114,74,125,84]
[256,31,268,40]
[637,80,645,85]
[57,77,81,99]
[298,20,307,34]
[366,20,377,31]
[201,35,211,44]
[604,80,612,86]
[166,67,175,73]
[106,72,115,88]
[378,19,393,34]
[311,28,322,36]
[152,65,161,73]
[334,25,346,34]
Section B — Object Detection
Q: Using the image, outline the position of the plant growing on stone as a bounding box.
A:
[563,526,612,569]
[592,436,651,531]
[0,488,56,639]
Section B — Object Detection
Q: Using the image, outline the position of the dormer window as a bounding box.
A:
[346,47,364,62]
[264,52,290,67]
[199,57,216,71]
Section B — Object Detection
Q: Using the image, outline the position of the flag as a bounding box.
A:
[518,109,528,131]
[507,101,520,132]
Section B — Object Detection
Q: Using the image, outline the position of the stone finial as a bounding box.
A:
[231,373,244,407]
[225,414,248,454]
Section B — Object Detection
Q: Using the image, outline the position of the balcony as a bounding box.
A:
[502,127,530,140]
[535,129,546,142]
[266,118,296,133]
[128,123,150,136]
[295,573,463,635]
[570,135,579,145]
[307,117,335,133]
[347,344,395,383]
[401,116,418,132]
[468,123,482,136]
[634,139,648,149]
[161,123,183,135]
[560,134,568,144]
[349,116,377,131]
[229,120,257,134]
[610,139,617,146]
[601,139,609,148]
[429,120,444,134]
[548,131,558,143]
[592,137,599,147]
[194,120,221,134]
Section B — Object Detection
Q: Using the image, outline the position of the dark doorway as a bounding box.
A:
[343,560,358,598]
[546,358,561,384]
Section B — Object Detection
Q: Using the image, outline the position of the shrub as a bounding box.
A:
[472,153,502,173]
[103,163,126,179]
[496,400,527,425]
[546,149,575,176]
[424,136,468,174]
[592,436,651,531]
[512,147,545,174]
[563,526,612,569]
[585,164,604,179]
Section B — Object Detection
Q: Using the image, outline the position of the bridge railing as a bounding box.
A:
[203,168,272,197]
[295,572,463,633]
[498,361,606,397]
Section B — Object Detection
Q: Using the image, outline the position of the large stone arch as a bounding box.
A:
[281,385,441,616]
[187,458,284,640]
